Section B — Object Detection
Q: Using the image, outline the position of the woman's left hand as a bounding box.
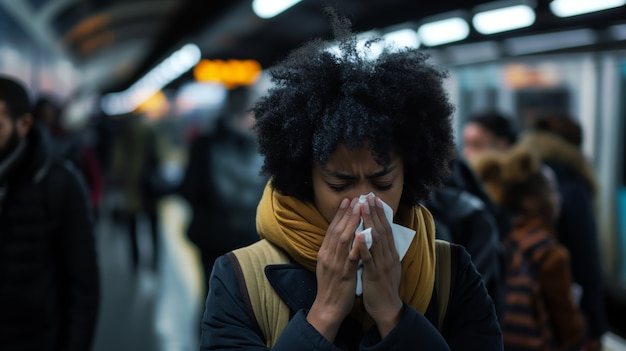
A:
[356,195,403,338]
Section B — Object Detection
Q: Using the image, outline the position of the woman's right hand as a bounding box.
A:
[307,197,362,342]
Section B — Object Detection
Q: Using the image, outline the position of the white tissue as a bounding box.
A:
[353,193,416,295]
[355,194,374,249]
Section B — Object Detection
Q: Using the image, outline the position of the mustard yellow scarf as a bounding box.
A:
[256,182,436,320]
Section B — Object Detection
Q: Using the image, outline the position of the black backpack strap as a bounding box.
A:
[436,241,459,334]
[435,240,451,331]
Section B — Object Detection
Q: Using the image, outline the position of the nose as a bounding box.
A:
[348,183,376,201]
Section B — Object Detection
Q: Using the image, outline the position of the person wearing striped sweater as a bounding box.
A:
[469,146,585,351]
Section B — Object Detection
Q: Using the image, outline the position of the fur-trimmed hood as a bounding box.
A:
[516,130,597,195]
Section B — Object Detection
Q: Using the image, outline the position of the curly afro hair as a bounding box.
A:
[252,11,455,205]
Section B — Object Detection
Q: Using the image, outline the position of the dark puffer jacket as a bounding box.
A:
[426,186,505,321]
[200,243,503,350]
[0,124,100,351]
[426,159,507,321]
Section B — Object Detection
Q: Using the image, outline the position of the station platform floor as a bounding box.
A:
[91,195,626,351]
[92,195,203,351]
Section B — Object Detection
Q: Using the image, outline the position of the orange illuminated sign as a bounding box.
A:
[193,59,262,87]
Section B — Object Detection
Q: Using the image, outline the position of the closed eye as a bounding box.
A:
[374,183,393,191]
[326,182,393,192]
[327,182,349,192]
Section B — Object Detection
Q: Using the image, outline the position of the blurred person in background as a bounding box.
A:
[33,96,104,217]
[462,111,518,160]
[0,76,100,350]
[179,85,267,292]
[517,114,607,351]
[469,146,585,351]
[461,110,518,239]
[425,157,506,321]
[110,113,170,274]
[441,111,524,320]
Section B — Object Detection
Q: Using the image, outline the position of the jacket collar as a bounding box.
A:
[265,263,316,312]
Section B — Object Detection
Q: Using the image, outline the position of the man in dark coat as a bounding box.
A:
[0,76,100,351]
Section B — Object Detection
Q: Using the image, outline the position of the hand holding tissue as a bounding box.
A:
[353,193,416,295]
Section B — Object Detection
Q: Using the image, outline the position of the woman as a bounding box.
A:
[200,13,502,350]
[469,147,585,350]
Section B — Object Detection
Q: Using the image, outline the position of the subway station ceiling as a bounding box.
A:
[1,0,625,94]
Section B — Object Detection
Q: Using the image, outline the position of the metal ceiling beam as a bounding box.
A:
[0,0,69,58]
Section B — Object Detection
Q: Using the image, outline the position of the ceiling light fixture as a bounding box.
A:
[418,17,470,46]
[473,4,536,34]
[550,0,626,17]
[102,43,201,115]
[383,28,421,48]
[252,0,302,19]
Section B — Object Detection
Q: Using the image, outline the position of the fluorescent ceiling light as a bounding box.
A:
[418,17,469,46]
[550,0,626,17]
[102,43,201,115]
[252,0,302,19]
[503,29,596,55]
[383,28,420,48]
[326,29,420,60]
[326,31,384,59]
[356,30,384,59]
[473,5,535,34]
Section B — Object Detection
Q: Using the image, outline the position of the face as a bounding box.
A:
[311,143,405,224]
[0,101,31,161]
[462,122,508,159]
